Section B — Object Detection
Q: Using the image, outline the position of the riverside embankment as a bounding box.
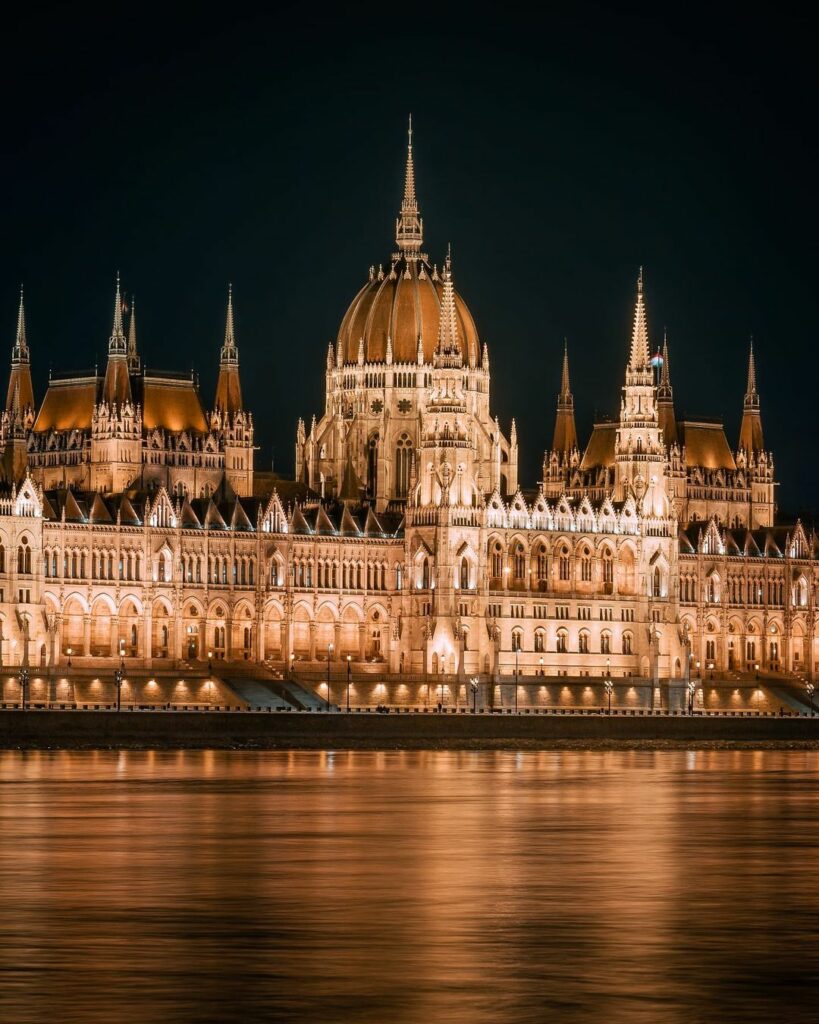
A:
[2,709,819,749]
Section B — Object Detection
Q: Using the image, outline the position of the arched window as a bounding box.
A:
[514,543,525,580]
[367,433,379,499]
[491,543,503,580]
[0,543,5,573]
[578,630,589,654]
[511,629,522,652]
[622,632,633,655]
[422,558,430,590]
[534,630,545,653]
[559,547,570,581]
[602,548,614,591]
[460,557,469,590]
[395,434,412,499]
[17,536,31,574]
[652,566,662,598]
[580,548,592,582]
[601,630,611,654]
[556,629,568,654]
[536,545,548,587]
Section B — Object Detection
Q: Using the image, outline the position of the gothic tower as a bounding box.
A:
[213,285,254,496]
[1,287,36,481]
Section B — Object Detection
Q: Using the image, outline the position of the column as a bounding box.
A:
[83,614,91,657]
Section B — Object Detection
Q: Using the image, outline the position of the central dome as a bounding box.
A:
[335,119,481,368]
[336,255,480,366]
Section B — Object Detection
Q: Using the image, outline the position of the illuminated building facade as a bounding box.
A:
[0,124,815,698]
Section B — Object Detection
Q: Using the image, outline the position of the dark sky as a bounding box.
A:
[2,4,816,512]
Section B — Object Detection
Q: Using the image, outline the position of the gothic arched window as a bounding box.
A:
[395,434,412,499]
[367,433,379,500]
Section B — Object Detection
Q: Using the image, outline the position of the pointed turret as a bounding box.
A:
[214,284,243,415]
[434,246,462,367]
[127,296,141,373]
[395,115,424,255]
[739,337,764,452]
[102,274,132,407]
[551,339,577,453]
[5,286,35,417]
[629,267,651,371]
[657,329,678,446]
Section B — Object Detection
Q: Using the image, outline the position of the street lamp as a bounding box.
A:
[754,662,760,681]
[604,678,612,715]
[114,661,124,712]
[688,679,696,715]
[806,682,815,717]
[346,654,352,712]
[289,652,295,680]
[539,656,544,677]
[326,642,333,710]
[67,646,72,668]
[19,668,29,711]
[470,676,479,713]
[514,646,519,713]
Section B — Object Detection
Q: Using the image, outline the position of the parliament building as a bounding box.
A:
[0,124,814,707]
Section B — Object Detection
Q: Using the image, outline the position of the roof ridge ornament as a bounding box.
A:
[221,283,238,364]
[127,294,141,373]
[12,284,28,364]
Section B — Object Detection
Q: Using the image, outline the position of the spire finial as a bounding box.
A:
[395,115,423,255]
[127,294,140,373]
[659,327,671,390]
[435,244,461,366]
[221,283,238,363]
[13,284,28,362]
[560,338,571,397]
[628,266,650,371]
[746,335,757,398]
[109,272,126,354]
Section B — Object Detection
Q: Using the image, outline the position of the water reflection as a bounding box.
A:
[1,749,817,1023]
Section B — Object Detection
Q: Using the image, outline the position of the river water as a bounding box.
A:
[1,749,817,1024]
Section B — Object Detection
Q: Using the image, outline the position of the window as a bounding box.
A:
[395,434,412,498]
[559,547,570,581]
[601,631,611,654]
[556,629,568,654]
[514,544,525,580]
[460,557,470,590]
[17,537,31,575]
[706,639,716,661]
[580,548,592,582]
[534,630,545,653]
[536,545,548,584]
[422,558,430,590]
[491,543,503,580]
[367,433,379,499]
[622,632,633,655]
[602,548,613,590]
[578,630,589,654]
[652,566,662,598]
[511,630,522,652]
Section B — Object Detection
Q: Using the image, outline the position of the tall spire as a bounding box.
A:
[221,283,238,363]
[12,286,29,364]
[657,328,677,446]
[560,337,571,397]
[5,286,35,417]
[434,245,462,367]
[551,339,577,453]
[745,336,758,403]
[395,115,424,255]
[628,267,650,371]
[127,295,140,373]
[102,274,131,406]
[109,272,126,355]
[215,284,243,415]
[739,337,764,452]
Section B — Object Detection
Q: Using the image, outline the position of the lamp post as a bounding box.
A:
[514,646,519,713]
[67,646,72,668]
[539,656,544,677]
[439,676,444,710]
[289,652,295,680]
[470,677,478,713]
[346,654,352,712]
[19,667,29,711]
[688,679,696,715]
[604,678,612,715]
[806,682,815,717]
[326,642,333,710]
[114,661,124,712]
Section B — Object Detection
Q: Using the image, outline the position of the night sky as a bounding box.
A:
[2,5,816,513]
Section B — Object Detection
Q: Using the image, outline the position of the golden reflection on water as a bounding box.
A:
[1,749,818,1024]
